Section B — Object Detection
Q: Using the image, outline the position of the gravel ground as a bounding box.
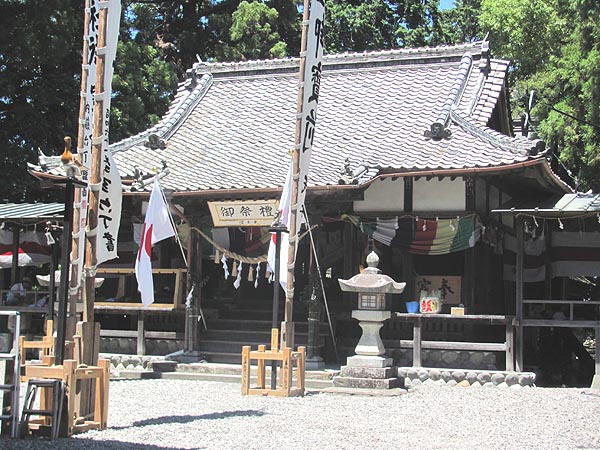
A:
[0,380,599,450]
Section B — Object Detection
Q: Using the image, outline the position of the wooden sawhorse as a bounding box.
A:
[241,341,305,397]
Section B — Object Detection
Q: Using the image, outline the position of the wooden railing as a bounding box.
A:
[522,299,600,328]
[94,305,185,355]
[390,313,516,371]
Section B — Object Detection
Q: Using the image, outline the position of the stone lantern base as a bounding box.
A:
[333,355,402,390]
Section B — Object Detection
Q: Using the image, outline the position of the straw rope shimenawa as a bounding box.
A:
[190,225,318,266]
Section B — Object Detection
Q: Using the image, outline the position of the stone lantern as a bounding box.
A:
[334,251,406,390]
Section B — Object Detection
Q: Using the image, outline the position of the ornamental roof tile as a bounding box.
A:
[109,41,546,193]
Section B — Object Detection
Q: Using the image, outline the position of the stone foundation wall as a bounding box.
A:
[389,348,500,371]
[100,353,166,376]
[399,367,535,389]
[100,338,183,356]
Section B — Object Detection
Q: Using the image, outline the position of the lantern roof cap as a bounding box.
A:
[338,251,406,294]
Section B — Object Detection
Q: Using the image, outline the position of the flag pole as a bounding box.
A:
[159,182,188,266]
[83,1,109,323]
[283,0,325,349]
[70,0,92,325]
[282,0,310,349]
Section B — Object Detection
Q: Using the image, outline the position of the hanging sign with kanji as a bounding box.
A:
[208,200,279,227]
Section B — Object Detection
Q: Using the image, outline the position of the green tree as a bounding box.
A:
[110,2,178,143]
[223,1,287,60]
[533,1,600,191]
[324,0,397,52]
[480,0,568,82]
[480,0,600,191]
[439,0,482,44]
[0,0,82,202]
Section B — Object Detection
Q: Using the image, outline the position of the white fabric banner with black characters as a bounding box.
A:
[295,0,325,238]
[96,0,123,265]
[76,0,100,284]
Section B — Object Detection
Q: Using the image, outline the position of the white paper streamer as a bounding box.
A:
[254,264,261,288]
[221,254,230,279]
[233,261,243,289]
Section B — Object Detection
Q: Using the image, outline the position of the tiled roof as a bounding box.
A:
[110,41,547,193]
[0,203,64,221]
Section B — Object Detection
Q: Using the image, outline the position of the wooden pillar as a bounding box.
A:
[10,226,19,285]
[591,327,600,389]
[505,321,514,371]
[515,215,524,372]
[544,225,553,299]
[401,250,414,301]
[342,221,354,304]
[464,177,476,311]
[137,311,145,356]
[403,177,414,302]
[185,224,202,352]
[413,318,422,367]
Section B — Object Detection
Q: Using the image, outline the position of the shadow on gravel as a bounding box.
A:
[0,437,200,450]
[111,409,266,430]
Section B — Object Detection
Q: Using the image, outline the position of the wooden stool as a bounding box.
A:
[19,378,65,440]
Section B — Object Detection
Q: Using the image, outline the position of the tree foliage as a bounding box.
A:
[0,0,83,202]
[480,0,600,191]
[1,0,599,202]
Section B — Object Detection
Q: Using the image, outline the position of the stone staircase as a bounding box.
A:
[188,300,329,365]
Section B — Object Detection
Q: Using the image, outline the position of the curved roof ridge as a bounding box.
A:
[110,73,213,153]
[192,41,484,77]
[450,107,544,156]
[435,53,473,127]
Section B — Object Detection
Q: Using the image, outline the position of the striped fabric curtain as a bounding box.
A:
[339,215,482,255]
[393,215,482,255]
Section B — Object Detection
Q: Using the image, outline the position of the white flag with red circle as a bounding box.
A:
[135,177,175,306]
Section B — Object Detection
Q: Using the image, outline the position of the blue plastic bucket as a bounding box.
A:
[405,301,419,314]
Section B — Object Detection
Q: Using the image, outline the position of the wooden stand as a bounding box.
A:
[19,319,56,381]
[241,339,305,397]
[21,357,110,436]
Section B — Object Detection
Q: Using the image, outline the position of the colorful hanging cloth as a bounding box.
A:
[333,214,482,255]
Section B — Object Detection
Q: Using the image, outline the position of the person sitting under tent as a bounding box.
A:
[6,276,34,306]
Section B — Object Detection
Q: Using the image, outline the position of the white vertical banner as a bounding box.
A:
[96,0,123,264]
[76,0,101,283]
[295,0,325,238]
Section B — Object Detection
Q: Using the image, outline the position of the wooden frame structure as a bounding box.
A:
[21,357,110,437]
[19,319,55,381]
[95,304,184,355]
[392,313,516,371]
[241,344,306,397]
[95,268,186,308]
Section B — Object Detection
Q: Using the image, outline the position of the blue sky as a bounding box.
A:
[439,0,455,9]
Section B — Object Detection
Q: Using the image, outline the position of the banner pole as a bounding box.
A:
[83,1,108,324]
[70,0,92,324]
[283,0,311,350]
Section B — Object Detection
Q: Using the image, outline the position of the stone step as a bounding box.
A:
[332,376,403,390]
[118,370,335,390]
[206,318,314,332]
[201,329,328,342]
[197,339,324,354]
[117,360,338,390]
